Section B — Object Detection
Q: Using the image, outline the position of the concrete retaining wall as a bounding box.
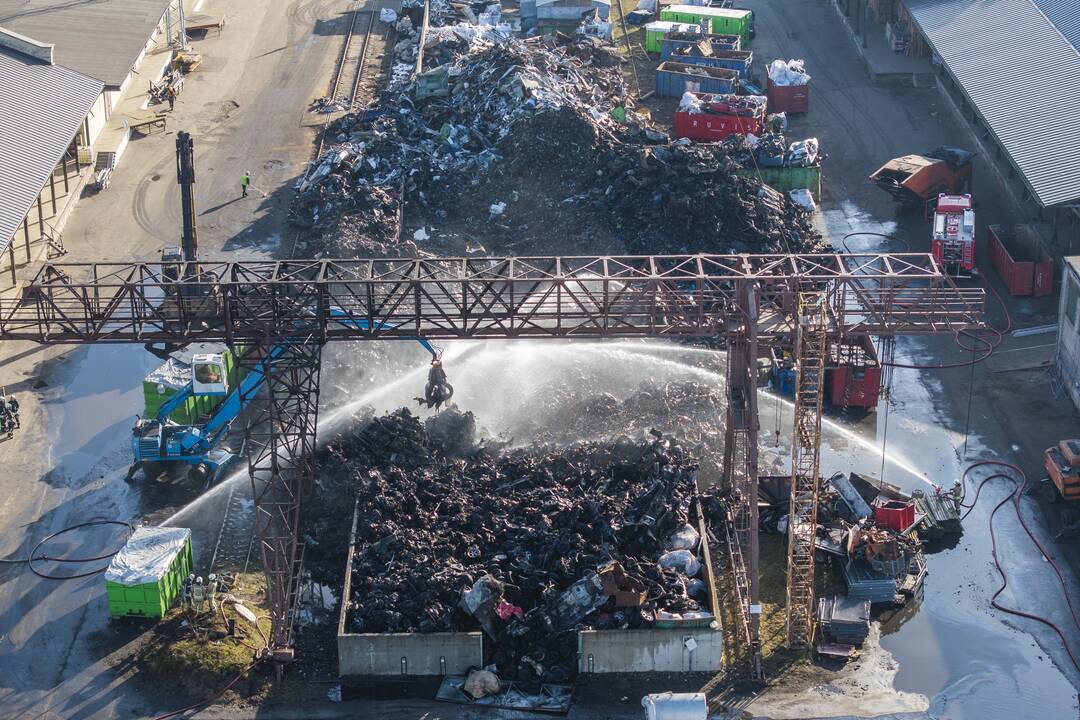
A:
[578,627,723,673]
[338,631,483,678]
[339,496,724,682]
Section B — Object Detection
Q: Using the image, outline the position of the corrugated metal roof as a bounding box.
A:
[1030,0,1080,52]
[0,46,103,253]
[905,0,1080,207]
[0,0,173,87]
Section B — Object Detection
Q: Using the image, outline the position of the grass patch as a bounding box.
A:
[715,532,804,677]
[139,572,274,699]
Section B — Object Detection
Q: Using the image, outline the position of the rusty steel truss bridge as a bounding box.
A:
[0,253,984,671]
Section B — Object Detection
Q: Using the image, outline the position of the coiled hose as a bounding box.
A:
[960,460,1080,675]
[0,520,134,580]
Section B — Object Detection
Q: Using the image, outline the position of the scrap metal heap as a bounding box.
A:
[292,29,824,257]
[304,407,712,686]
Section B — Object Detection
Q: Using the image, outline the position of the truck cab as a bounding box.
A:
[932,194,975,276]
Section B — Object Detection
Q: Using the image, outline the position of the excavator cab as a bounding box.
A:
[192,353,229,395]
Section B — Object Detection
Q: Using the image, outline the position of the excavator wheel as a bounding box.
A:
[189,463,212,487]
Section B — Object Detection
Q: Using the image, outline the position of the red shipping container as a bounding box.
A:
[674,111,764,141]
[873,498,916,533]
[827,365,881,408]
[825,336,881,409]
[766,76,809,113]
[987,224,1054,297]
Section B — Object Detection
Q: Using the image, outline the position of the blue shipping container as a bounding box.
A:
[660,34,740,59]
[667,48,753,78]
[655,61,739,97]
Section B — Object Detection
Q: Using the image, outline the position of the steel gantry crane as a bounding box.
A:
[0,253,983,668]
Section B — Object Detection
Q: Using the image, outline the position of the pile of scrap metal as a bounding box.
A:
[760,471,960,605]
[845,471,963,540]
[841,521,925,605]
[303,406,716,688]
[290,6,825,258]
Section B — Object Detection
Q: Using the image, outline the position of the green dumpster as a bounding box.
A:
[142,343,243,425]
[105,526,193,618]
[644,21,701,53]
[737,164,822,202]
[659,6,751,44]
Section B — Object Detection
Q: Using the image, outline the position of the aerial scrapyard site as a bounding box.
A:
[1,0,1080,718]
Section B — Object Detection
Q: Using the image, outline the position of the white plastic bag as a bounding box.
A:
[679,91,703,114]
[667,523,700,551]
[768,58,811,86]
[659,549,701,577]
[789,188,817,213]
[380,8,398,23]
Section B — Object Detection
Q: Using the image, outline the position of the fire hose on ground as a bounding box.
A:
[960,460,1080,676]
[0,520,133,579]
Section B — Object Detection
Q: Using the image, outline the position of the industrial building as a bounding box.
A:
[841,0,1080,258]
[1056,258,1080,411]
[0,0,188,285]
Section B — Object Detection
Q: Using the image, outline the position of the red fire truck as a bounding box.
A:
[931,194,975,277]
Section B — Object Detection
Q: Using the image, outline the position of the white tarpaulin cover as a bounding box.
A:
[105,526,190,586]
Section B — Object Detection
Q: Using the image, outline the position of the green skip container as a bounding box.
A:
[142,343,243,426]
[737,164,822,202]
[105,526,193,618]
[659,6,751,44]
[643,21,703,53]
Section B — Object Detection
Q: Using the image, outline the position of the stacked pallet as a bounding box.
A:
[842,559,897,604]
[818,595,871,644]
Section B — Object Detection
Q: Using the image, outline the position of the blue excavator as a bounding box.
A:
[128,133,452,484]
[129,334,450,484]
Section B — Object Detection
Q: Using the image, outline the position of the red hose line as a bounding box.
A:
[881,274,1012,370]
[152,661,260,720]
[960,460,1080,676]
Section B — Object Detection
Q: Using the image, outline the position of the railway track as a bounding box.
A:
[315,6,377,159]
[294,4,385,258]
[209,483,257,576]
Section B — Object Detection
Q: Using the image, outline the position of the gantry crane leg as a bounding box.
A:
[785,292,828,648]
[242,337,323,664]
[721,281,764,680]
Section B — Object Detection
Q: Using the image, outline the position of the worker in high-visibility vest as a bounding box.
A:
[181,573,195,612]
[192,576,206,613]
[207,573,220,613]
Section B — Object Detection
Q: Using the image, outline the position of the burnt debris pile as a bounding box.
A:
[292,29,824,257]
[305,406,713,686]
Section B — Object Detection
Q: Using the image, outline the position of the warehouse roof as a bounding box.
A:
[905,0,1080,207]
[1030,0,1080,51]
[0,46,103,252]
[0,0,173,87]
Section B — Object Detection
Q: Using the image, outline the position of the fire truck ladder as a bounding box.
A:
[785,292,828,648]
[0,253,984,668]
